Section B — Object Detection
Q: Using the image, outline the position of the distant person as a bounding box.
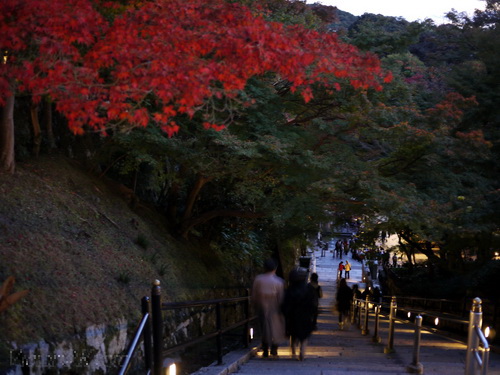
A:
[282,267,316,361]
[335,240,342,258]
[361,286,372,301]
[337,261,344,279]
[344,261,351,279]
[392,253,398,267]
[308,273,323,330]
[352,284,362,300]
[252,258,286,358]
[372,286,382,304]
[321,242,328,257]
[336,278,353,330]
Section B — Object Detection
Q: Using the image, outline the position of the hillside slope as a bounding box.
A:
[0,155,239,366]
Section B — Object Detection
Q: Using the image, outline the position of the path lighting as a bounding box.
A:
[408,312,411,319]
[163,359,176,375]
[249,327,254,340]
[434,317,439,326]
[485,326,490,338]
[167,363,176,375]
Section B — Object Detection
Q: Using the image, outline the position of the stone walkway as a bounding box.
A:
[194,244,500,375]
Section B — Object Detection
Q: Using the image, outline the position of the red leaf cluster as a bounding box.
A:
[1,0,390,136]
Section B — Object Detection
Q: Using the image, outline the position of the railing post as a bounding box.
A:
[141,296,153,372]
[244,289,250,348]
[362,296,370,335]
[372,304,381,343]
[216,302,223,365]
[151,280,163,375]
[384,296,396,354]
[465,297,482,375]
[407,314,423,374]
[357,300,362,329]
[351,298,358,324]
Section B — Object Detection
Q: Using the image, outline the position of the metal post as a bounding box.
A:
[244,289,250,347]
[407,315,423,374]
[357,300,362,329]
[362,296,370,335]
[151,280,163,375]
[350,299,355,324]
[372,304,381,343]
[465,297,482,375]
[216,302,223,365]
[141,296,153,372]
[384,296,396,354]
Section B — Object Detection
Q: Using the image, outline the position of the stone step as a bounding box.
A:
[192,250,500,375]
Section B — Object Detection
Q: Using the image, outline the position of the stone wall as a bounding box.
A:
[6,319,131,374]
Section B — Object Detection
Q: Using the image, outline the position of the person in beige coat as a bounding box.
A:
[252,258,286,358]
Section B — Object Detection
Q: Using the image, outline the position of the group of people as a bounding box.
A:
[317,237,356,258]
[252,254,384,361]
[337,260,351,279]
[251,259,323,361]
[334,239,352,258]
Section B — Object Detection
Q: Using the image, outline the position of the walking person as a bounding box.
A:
[282,267,316,361]
[308,272,323,330]
[321,242,328,257]
[336,278,353,330]
[344,260,351,279]
[252,258,286,358]
[335,240,341,258]
[337,261,344,279]
[337,242,343,258]
[352,284,362,300]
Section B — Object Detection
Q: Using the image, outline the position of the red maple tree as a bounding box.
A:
[0,0,391,171]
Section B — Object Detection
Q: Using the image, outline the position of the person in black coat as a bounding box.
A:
[282,267,316,361]
[308,273,323,330]
[336,278,353,330]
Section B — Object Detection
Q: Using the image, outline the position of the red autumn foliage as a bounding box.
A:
[0,0,391,136]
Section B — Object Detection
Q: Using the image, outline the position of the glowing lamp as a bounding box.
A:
[485,326,490,338]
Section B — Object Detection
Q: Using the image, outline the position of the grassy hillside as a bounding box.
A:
[0,155,245,366]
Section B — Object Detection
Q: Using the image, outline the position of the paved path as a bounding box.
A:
[194,244,500,375]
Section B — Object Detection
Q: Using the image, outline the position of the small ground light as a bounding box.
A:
[407,312,411,318]
[434,317,439,326]
[485,326,490,338]
[250,328,254,340]
[163,359,176,375]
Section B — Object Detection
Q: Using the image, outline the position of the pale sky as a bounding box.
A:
[307,0,486,24]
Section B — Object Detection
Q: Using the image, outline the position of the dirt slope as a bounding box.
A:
[0,155,230,365]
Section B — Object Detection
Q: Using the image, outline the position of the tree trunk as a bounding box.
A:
[43,98,56,150]
[0,94,15,173]
[31,102,41,157]
[182,174,214,221]
[397,234,413,268]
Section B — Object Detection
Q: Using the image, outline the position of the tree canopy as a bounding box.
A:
[1,0,499,278]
